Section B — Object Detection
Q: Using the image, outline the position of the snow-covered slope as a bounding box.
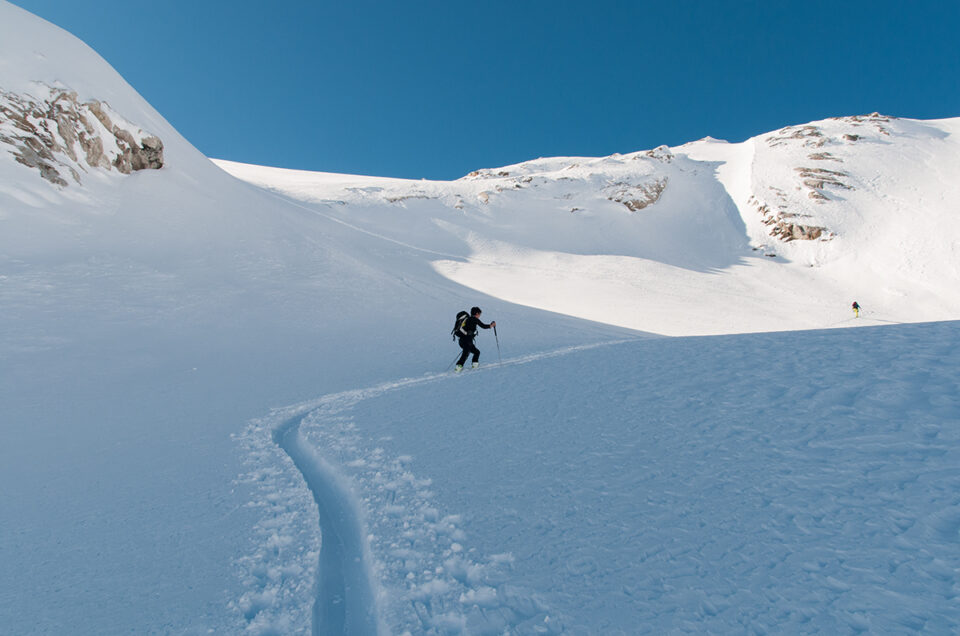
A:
[2,1,959,634]
[0,4,627,633]
[238,322,960,634]
[218,110,960,336]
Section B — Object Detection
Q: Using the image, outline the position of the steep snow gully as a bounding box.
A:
[235,342,628,635]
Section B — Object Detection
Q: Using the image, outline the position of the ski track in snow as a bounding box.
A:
[234,340,633,635]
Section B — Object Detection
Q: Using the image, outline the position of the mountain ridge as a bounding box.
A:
[213,110,960,336]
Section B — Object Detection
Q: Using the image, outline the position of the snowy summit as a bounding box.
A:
[1,1,959,634]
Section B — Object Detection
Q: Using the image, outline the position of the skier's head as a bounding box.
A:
[471,306,482,316]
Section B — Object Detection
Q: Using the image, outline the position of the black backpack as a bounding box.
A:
[451,310,469,340]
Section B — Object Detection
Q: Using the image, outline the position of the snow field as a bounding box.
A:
[234,411,322,635]
[235,343,631,635]
[240,322,960,634]
[4,4,960,633]
[218,110,960,339]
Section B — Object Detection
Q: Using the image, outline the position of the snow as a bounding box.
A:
[2,1,960,634]
[232,327,960,634]
[216,110,960,337]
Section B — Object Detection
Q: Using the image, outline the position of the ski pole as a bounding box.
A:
[494,324,502,366]
[445,351,461,372]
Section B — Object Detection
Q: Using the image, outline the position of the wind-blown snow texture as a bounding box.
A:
[2,1,959,634]
[238,326,960,634]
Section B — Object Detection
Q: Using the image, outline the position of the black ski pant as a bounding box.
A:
[457,336,480,366]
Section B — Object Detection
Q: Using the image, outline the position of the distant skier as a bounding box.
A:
[852,301,860,318]
[454,306,495,372]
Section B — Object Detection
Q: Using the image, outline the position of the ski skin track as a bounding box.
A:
[273,414,381,636]
[262,339,638,634]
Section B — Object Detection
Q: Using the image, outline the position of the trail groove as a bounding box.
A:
[235,340,632,634]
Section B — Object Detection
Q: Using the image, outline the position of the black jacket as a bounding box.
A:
[458,315,491,339]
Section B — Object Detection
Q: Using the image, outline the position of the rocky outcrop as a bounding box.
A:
[0,85,163,186]
[605,177,668,212]
[832,112,893,136]
[643,145,674,163]
[765,125,827,149]
[769,218,826,241]
[464,168,513,179]
[807,151,841,162]
[749,195,830,242]
[751,116,895,242]
[795,166,853,203]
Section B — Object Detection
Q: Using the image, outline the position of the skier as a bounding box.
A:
[852,301,860,318]
[454,306,495,372]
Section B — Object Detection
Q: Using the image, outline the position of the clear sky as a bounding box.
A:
[11,0,960,180]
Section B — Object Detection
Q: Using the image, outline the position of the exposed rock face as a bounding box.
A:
[795,166,853,203]
[643,145,674,163]
[752,114,896,242]
[833,112,892,136]
[0,85,164,186]
[749,195,830,242]
[604,177,668,212]
[764,114,894,151]
[464,169,513,179]
[765,125,827,149]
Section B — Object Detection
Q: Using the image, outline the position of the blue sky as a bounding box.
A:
[12,0,960,180]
